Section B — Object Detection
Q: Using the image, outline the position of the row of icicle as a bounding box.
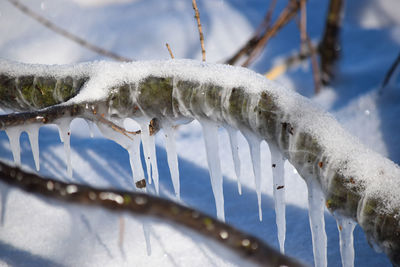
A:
[3,117,356,267]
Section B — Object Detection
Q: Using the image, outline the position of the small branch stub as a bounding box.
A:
[166,43,175,59]
[192,0,206,62]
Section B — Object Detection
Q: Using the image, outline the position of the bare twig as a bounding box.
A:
[380,52,400,92]
[226,0,278,65]
[0,161,305,267]
[226,0,302,67]
[319,0,344,84]
[96,114,141,140]
[166,43,175,59]
[254,0,278,37]
[192,0,206,62]
[299,0,307,53]
[7,0,132,62]
[242,0,301,67]
[307,37,322,94]
[297,1,322,93]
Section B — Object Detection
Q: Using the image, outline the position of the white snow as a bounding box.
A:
[0,0,399,266]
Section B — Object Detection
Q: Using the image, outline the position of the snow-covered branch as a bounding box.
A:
[0,59,399,266]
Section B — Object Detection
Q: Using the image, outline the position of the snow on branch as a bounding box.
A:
[0,59,400,265]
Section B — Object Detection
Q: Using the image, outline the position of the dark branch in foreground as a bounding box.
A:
[6,0,132,62]
[0,161,305,267]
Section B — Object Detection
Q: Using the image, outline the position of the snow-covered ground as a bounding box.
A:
[0,0,399,266]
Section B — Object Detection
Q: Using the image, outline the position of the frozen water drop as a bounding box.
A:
[201,120,225,222]
[163,123,180,199]
[57,120,73,178]
[97,120,145,187]
[307,179,327,267]
[5,127,22,166]
[243,132,262,221]
[270,144,286,254]
[336,216,356,267]
[127,135,146,185]
[226,127,242,195]
[138,120,153,186]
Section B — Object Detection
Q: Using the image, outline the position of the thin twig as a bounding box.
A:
[192,0,206,62]
[380,52,400,92]
[297,0,322,93]
[166,43,175,59]
[299,0,307,53]
[226,0,278,65]
[0,161,305,267]
[226,0,301,67]
[254,0,278,37]
[319,0,344,84]
[7,0,132,62]
[242,0,300,67]
[307,36,322,94]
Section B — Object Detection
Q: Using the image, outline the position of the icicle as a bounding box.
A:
[143,222,152,256]
[96,122,145,186]
[163,123,180,199]
[243,132,263,221]
[200,120,225,222]
[226,127,242,195]
[149,134,159,194]
[138,120,153,186]
[26,125,40,171]
[270,144,286,254]
[307,179,328,267]
[127,135,146,185]
[336,216,356,267]
[5,127,22,166]
[57,120,73,178]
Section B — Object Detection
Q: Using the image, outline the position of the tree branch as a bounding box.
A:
[0,161,304,267]
[319,0,344,84]
[6,0,132,62]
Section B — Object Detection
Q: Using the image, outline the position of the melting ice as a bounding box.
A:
[307,179,327,267]
[162,122,180,199]
[57,119,73,178]
[243,131,263,221]
[270,144,286,254]
[226,127,242,195]
[336,216,356,267]
[200,120,225,222]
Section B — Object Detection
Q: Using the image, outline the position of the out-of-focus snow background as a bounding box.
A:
[0,0,399,266]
